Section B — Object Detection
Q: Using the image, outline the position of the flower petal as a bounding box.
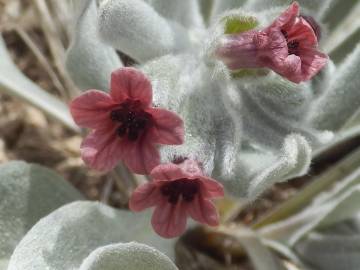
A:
[81,127,124,171]
[284,54,302,74]
[271,1,299,28]
[110,67,152,107]
[285,17,317,47]
[187,197,219,227]
[273,54,302,83]
[149,108,184,145]
[151,200,187,238]
[276,50,327,83]
[299,50,328,81]
[150,163,185,181]
[70,90,115,129]
[129,182,162,212]
[200,177,225,198]
[256,28,288,66]
[301,15,322,41]
[122,136,160,175]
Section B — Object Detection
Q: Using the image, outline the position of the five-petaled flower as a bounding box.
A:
[216,1,328,83]
[129,159,224,238]
[70,67,184,174]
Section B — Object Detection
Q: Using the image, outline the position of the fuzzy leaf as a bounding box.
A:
[79,242,178,270]
[140,54,192,112]
[246,134,312,198]
[198,0,214,23]
[0,36,78,132]
[214,133,313,199]
[0,161,83,269]
[321,0,358,31]
[260,169,360,246]
[7,201,175,270]
[141,54,241,176]
[211,0,248,18]
[161,87,217,174]
[329,28,360,64]
[219,133,312,198]
[66,0,122,91]
[245,0,333,17]
[234,76,331,149]
[0,260,8,270]
[149,0,204,29]
[323,2,360,58]
[295,229,360,270]
[98,0,191,63]
[307,44,360,131]
[292,169,360,270]
[310,60,336,98]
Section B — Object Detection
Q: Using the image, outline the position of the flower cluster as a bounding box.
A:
[70,67,225,238]
[69,2,328,238]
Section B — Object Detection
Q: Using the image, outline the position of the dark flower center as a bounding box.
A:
[281,30,300,55]
[160,179,200,204]
[110,99,152,141]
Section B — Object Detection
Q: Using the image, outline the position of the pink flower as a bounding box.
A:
[216,2,328,83]
[70,67,184,174]
[129,159,224,238]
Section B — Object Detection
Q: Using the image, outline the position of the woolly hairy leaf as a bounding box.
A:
[0,36,78,132]
[247,134,311,198]
[142,54,241,177]
[323,2,360,59]
[198,0,214,23]
[149,0,204,29]
[150,55,218,174]
[308,45,360,131]
[79,243,178,270]
[296,228,360,270]
[259,168,360,246]
[98,0,191,63]
[0,161,83,269]
[7,201,175,270]
[234,76,331,149]
[256,156,360,270]
[322,0,358,31]
[141,54,193,113]
[329,28,360,64]
[310,60,336,98]
[218,133,312,198]
[211,0,248,18]
[245,0,333,17]
[295,180,360,270]
[66,0,122,91]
